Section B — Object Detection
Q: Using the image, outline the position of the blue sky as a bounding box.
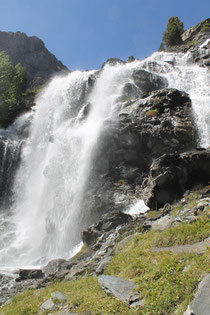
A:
[0,0,209,70]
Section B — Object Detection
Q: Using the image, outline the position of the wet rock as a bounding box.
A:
[82,211,132,246]
[16,269,45,282]
[101,58,126,68]
[184,274,210,315]
[98,275,140,305]
[132,69,167,95]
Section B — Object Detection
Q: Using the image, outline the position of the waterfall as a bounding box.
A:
[0,63,140,268]
[0,49,209,270]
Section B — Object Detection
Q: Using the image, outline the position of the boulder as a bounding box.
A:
[40,298,57,312]
[16,269,45,282]
[98,275,140,305]
[43,258,67,277]
[184,274,210,315]
[141,149,210,209]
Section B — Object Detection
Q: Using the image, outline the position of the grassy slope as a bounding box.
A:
[1,191,210,315]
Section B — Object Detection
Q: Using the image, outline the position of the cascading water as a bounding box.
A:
[141,51,210,148]
[0,48,209,271]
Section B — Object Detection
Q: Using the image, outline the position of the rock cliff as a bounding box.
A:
[0,31,68,88]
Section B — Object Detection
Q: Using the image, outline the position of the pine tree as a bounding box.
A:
[162,17,184,48]
[158,42,165,52]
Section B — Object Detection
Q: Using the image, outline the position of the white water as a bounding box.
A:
[0,49,209,270]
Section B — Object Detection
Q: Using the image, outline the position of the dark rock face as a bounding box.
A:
[79,88,196,219]
[0,31,68,87]
[141,149,210,209]
[96,88,195,176]
[118,88,195,160]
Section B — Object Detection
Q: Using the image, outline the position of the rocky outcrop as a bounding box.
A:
[82,88,196,217]
[0,31,68,87]
[182,19,210,45]
[141,149,210,209]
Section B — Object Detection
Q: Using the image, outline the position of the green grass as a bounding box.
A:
[0,277,140,315]
[201,21,210,32]
[105,216,210,314]
[153,215,210,247]
[1,189,210,315]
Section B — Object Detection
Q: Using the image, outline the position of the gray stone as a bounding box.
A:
[151,215,175,231]
[65,261,89,280]
[51,291,67,303]
[95,256,112,275]
[184,274,210,315]
[98,275,138,304]
[40,298,57,312]
[130,298,145,308]
[43,258,66,276]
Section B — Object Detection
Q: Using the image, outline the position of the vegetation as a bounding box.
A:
[0,51,27,127]
[106,214,210,314]
[1,210,209,315]
[158,42,165,51]
[153,215,210,247]
[0,277,139,315]
[145,108,159,117]
[162,17,184,48]
[127,56,135,62]
[201,19,210,32]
